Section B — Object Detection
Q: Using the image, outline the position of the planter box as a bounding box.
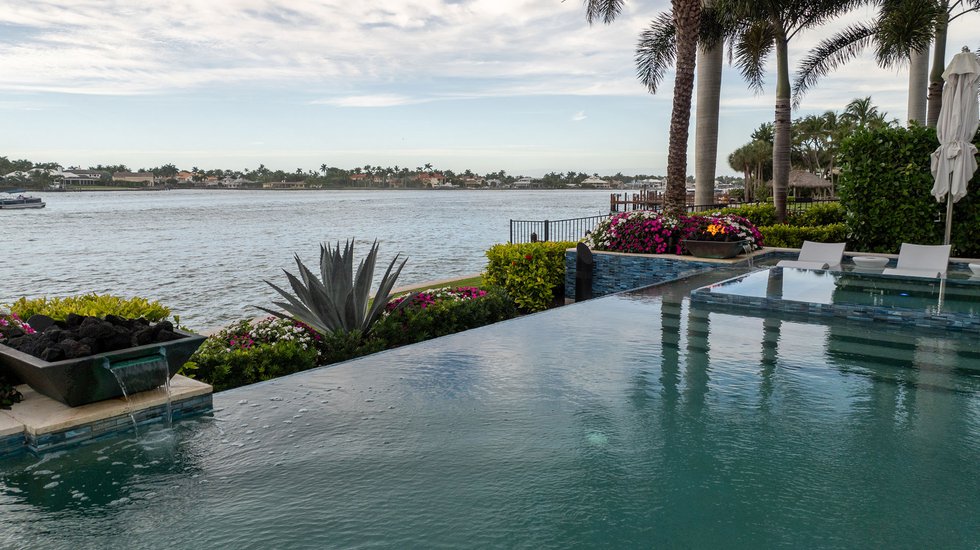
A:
[682,239,749,259]
[0,330,205,407]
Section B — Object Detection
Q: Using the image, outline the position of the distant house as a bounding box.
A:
[513,177,535,189]
[581,176,610,188]
[176,171,198,183]
[262,180,307,189]
[461,176,485,189]
[60,170,102,186]
[414,171,446,188]
[219,177,251,189]
[113,171,156,185]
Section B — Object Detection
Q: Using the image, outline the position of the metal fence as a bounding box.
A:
[509,199,840,243]
[509,214,609,244]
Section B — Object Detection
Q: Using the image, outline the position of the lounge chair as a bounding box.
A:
[882,243,950,278]
[776,241,846,270]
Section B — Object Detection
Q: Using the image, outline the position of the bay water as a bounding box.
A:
[1,189,610,329]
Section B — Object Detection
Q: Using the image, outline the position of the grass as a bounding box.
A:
[393,274,484,297]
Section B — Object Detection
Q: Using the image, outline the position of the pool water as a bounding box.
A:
[2,270,980,548]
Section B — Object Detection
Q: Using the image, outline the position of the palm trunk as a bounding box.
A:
[694,3,723,208]
[926,6,949,128]
[907,46,929,125]
[772,34,791,223]
[664,0,701,218]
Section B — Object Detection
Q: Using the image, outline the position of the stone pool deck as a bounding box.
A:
[0,375,212,455]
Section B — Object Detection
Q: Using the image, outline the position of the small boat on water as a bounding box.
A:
[0,194,46,209]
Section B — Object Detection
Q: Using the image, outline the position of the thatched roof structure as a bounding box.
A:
[788,170,832,189]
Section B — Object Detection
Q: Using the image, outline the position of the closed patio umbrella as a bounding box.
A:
[931,47,980,246]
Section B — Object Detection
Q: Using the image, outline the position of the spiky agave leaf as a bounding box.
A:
[258,239,409,337]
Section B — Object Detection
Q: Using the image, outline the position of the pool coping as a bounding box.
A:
[0,375,213,456]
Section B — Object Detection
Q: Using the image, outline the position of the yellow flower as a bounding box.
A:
[706,224,722,236]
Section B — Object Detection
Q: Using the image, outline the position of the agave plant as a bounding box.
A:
[259,240,411,337]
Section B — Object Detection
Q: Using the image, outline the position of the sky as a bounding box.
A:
[1,1,978,178]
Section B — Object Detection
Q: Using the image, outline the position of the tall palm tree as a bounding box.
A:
[586,0,702,217]
[792,0,943,125]
[719,0,863,223]
[634,5,728,207]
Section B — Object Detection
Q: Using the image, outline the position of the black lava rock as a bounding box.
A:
[2,315,184,362]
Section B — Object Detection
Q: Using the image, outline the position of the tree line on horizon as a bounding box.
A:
[0,156,746,190]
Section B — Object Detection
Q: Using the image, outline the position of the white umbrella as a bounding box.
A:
[931,46,980,246]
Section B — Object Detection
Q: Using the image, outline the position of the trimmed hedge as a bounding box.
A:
[837,125,980,255]
[759,223,848,248]
[715,202,845,228]
[484,241,576,312]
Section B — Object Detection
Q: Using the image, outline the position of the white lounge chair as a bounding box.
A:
[776,241,846,270]
[882,243,950,278]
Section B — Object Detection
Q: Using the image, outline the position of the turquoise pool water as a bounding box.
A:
[2,270,980,548]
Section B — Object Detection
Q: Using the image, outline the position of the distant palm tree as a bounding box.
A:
[718,0,863,223]
[320,163,328,177]
[586,0,702,217]
[840,96,890,128]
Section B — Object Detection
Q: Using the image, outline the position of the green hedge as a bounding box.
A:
[484,241,576,312]
[759,223,848,248]
[837,125,980,255]
[715,202,845,228]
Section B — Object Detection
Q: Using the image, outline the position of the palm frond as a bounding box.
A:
[732,20,775,93]
[585,0,625,25]
[792,23,875,108]
[875,0,942,66]
[634,12,676,93]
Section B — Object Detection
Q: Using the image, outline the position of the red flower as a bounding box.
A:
[524,254,533,260]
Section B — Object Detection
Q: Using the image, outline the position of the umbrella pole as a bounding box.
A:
[944,175,954,246]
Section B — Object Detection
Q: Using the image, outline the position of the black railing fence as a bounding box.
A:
[509,214,608,244]
[509,199,839,243]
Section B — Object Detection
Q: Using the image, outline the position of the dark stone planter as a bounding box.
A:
[681,239,748,259]
[0,330,205,407]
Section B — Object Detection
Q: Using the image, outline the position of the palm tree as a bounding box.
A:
[633,4,728,207]
[792,0,943,125]
[320,163,328,177]
[587,0,702,217]
[719,0,863,223]
[840,96,891,128]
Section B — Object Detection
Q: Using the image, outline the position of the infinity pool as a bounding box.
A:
[2,270,979,548]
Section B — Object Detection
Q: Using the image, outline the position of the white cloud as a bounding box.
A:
[572,110,587,121]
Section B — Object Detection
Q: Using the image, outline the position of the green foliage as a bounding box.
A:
[759,223,848,248]
[0,376,23,410]
[714,203,777,226]
[259,240,408,337]
[714,202,845,228]
[184,318,321,392]
[372,287,517,348]
[8,294,170,322]
[837,125,980,255]
[483,242,576,312]
[790,202,845,226]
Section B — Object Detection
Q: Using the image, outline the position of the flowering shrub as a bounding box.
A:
[585,211,689,254]
[373,286,517,348]
[184,317,322,391]
[586,211,763,254]
[384,286,487,314]
[685,214,764,250]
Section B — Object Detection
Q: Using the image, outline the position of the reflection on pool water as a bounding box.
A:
[2,269,980,548]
